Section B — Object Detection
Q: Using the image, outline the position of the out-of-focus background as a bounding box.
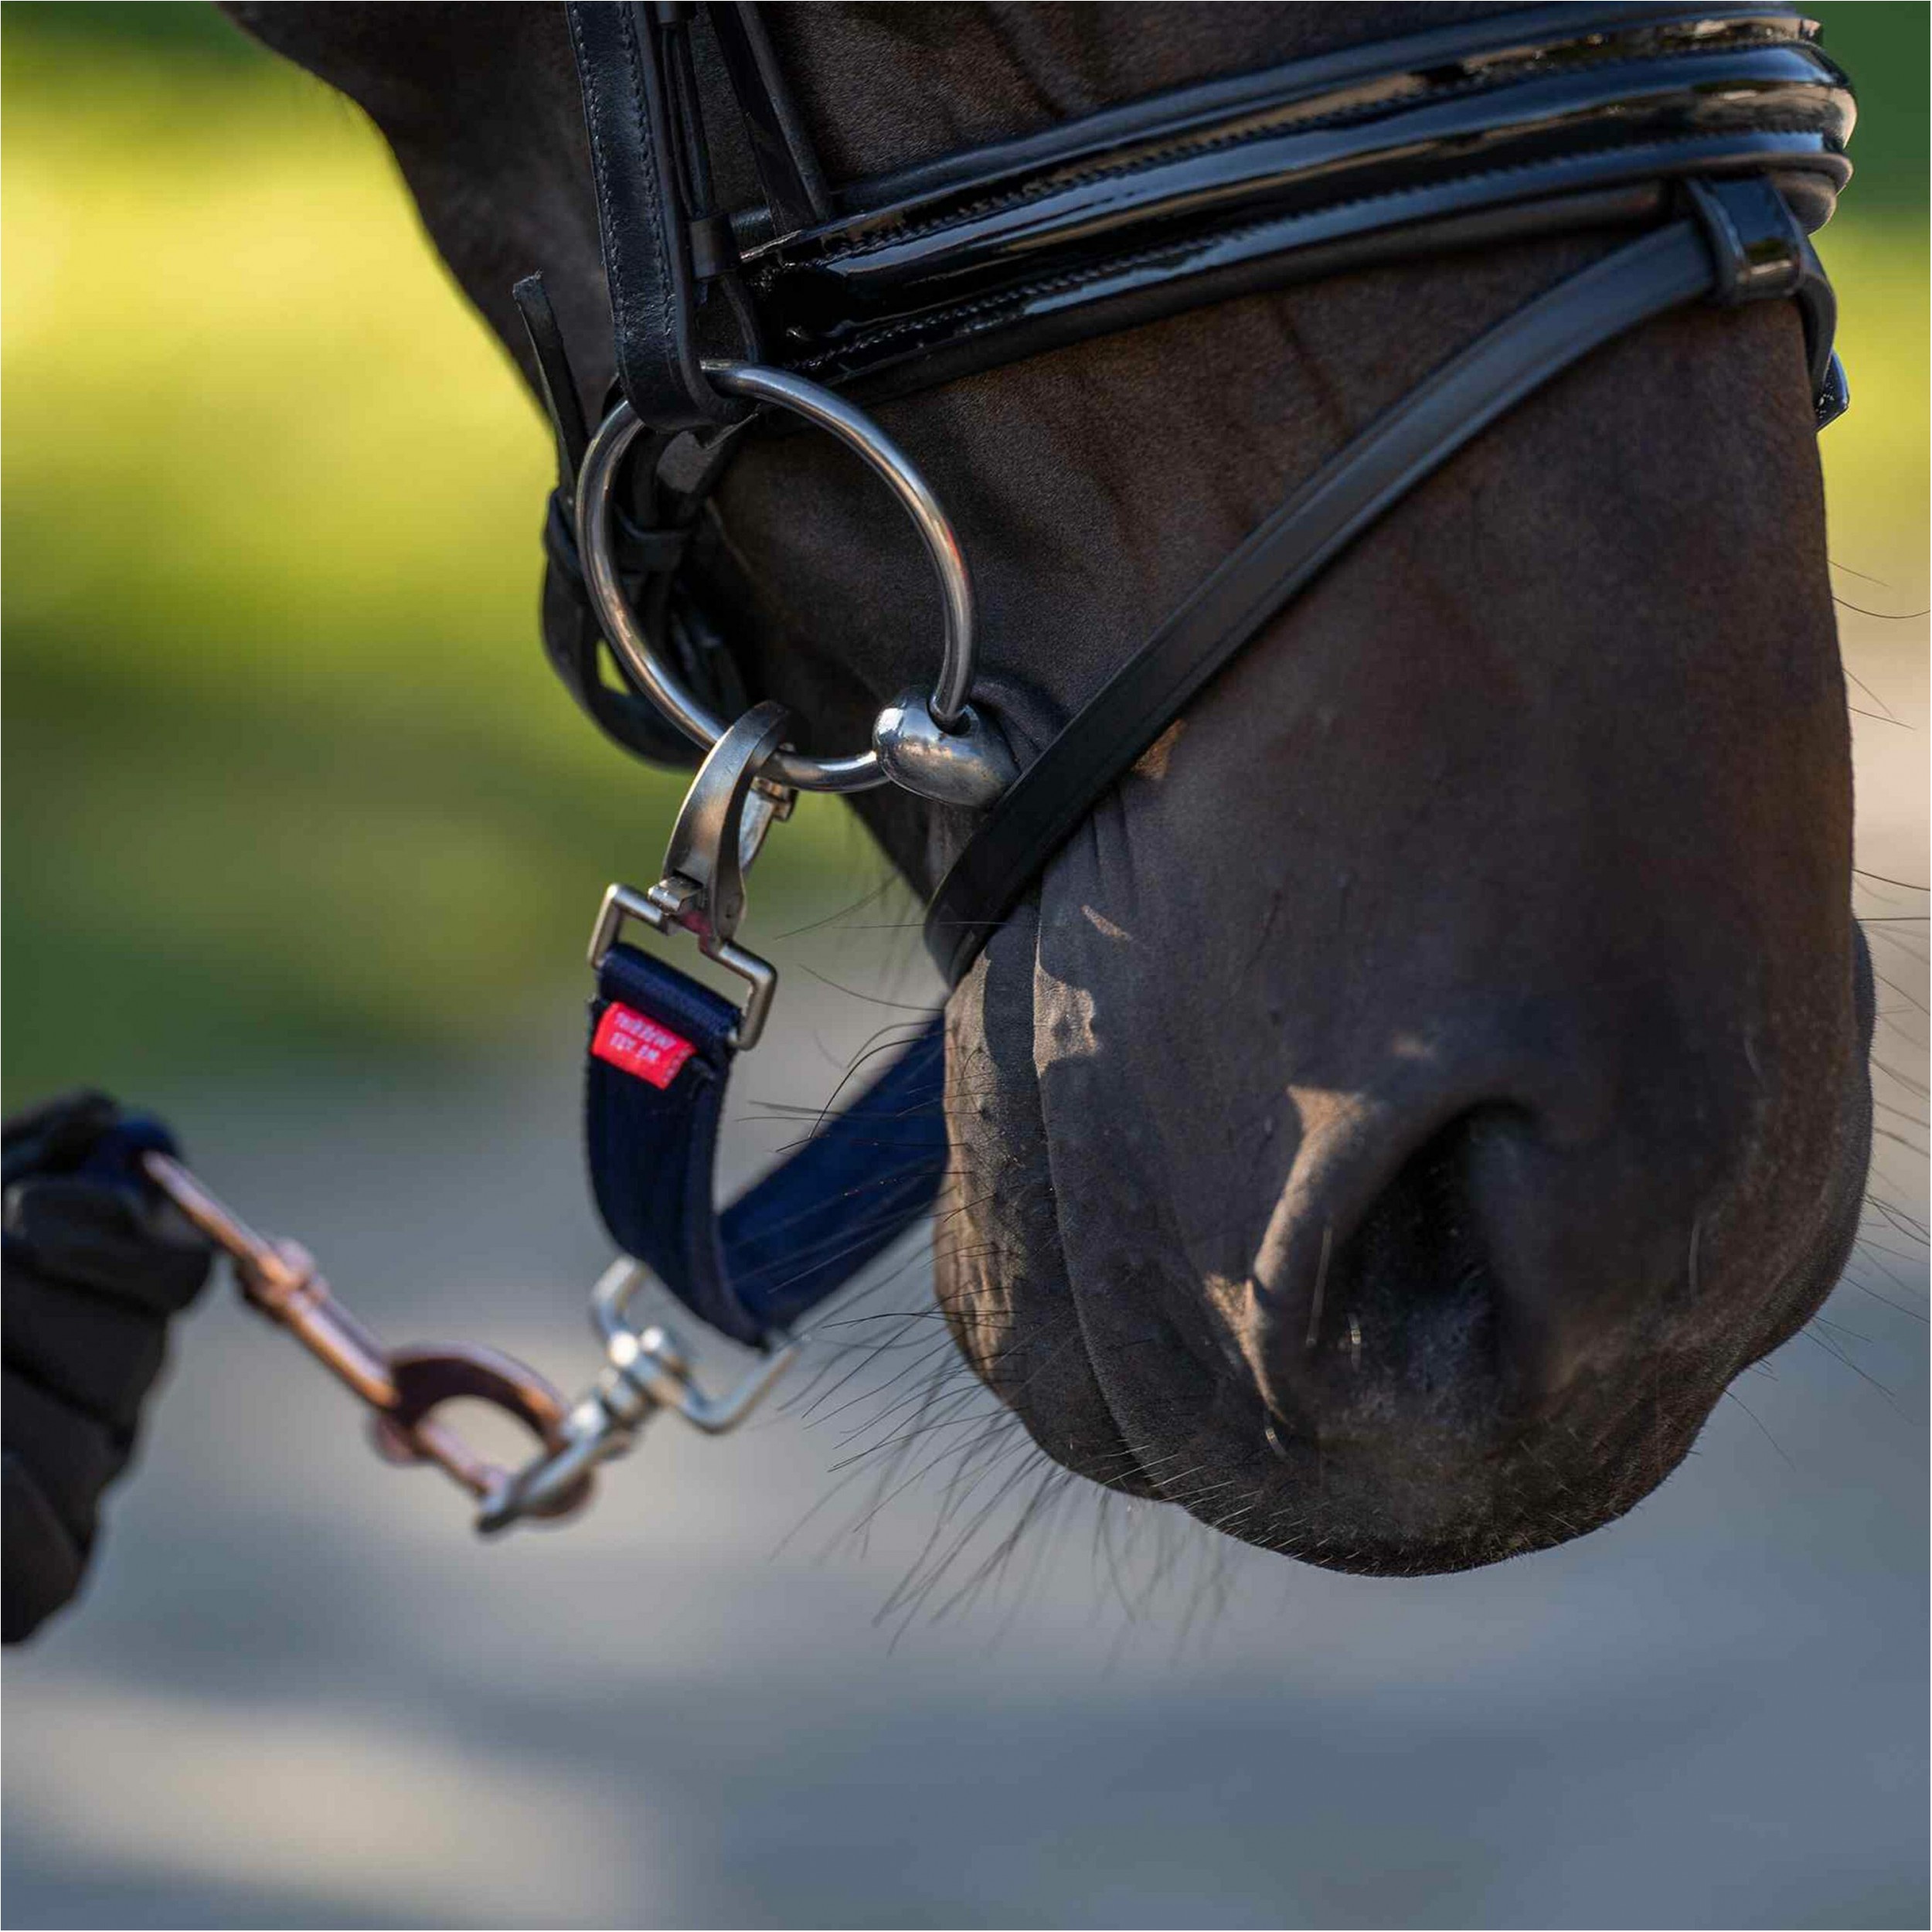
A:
[2,5,1924,1927]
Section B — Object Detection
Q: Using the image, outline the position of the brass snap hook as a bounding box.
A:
[373,1346,594,1523]
[139,1151,594,1526]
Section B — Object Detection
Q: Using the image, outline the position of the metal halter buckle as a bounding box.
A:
[588,699,796,1049]
[575,361,1016,808]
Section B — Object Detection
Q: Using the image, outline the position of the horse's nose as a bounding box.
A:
[1236,1032,1727,1442]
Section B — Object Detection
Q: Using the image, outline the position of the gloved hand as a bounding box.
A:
[3,1091,213,1643]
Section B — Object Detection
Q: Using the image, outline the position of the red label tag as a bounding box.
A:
[592,1002,696,1089]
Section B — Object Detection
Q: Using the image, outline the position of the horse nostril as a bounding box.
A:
[1243,1107,1597,1444]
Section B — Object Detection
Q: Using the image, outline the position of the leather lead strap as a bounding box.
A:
[921,213,1767,985]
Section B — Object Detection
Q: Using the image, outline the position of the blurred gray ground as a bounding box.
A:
[2,919,1925,1932]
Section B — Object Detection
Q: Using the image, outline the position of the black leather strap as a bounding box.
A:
[511,274,591,488]
[514,260,754,767]
[1685,175,1844,417]
[567,1,737,429]
[733,5,1849,396]
[922,214,1748,984]
[708,1,829,236]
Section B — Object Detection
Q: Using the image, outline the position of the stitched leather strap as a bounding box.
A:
[515,267,754,768]
[568,2,735,429]
[733,5,1849,397]
[923,201,1824,984]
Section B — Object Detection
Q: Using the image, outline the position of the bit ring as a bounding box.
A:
[575,362,981,796]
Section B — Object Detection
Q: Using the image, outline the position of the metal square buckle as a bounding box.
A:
[587,882,778,1050]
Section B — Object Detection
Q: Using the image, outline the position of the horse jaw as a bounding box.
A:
[930,269,1872,1573]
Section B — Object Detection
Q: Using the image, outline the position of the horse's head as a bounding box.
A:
[228,2,1874,1573]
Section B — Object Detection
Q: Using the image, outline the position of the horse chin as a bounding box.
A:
[937,906,1876,1577]
[937,1168,1870,1578]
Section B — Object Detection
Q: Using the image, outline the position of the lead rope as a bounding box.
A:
[136,674,961,1534]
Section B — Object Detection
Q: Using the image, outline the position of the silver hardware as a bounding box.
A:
[478,1260,799,1534]
[575,361,1009,803]
[658,703,794,949]
[872,690,1019,808]
[590,700,794,1049]
[136,1158,794,1539]
[589,882,781,1051]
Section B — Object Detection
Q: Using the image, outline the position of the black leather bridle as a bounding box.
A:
[131,3,1857,1535]
[522,1,1851,988]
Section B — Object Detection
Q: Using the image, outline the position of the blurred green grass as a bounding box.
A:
[2,5,894,1100]
[2,2,1926,1100]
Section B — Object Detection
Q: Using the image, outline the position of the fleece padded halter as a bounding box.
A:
[546,2,1852,1349]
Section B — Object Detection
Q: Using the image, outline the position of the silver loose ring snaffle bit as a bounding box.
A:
[575,361,1017,809]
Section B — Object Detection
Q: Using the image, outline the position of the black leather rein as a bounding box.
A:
[532,1,1852,986]
[923,175,1843,981]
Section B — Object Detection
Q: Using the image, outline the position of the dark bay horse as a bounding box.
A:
[223,2,1875,1575]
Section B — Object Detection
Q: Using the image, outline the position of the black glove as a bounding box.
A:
[3,1092,212,1643]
